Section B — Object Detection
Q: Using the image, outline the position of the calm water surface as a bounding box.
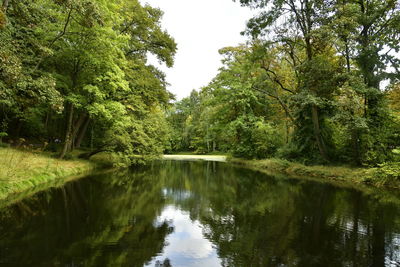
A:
[0,161,399,266]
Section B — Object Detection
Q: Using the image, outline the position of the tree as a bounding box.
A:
[167,46,285,158]
[336,0,400,164]
[235,0,346,161]
[233,0,400,164]
[0,0,176,164]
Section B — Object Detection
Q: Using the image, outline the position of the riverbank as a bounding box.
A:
[230,158,400,189]
[0,147,112,202]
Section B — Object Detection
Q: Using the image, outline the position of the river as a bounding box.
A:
[0,161,399,266]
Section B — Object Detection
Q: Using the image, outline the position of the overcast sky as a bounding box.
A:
[141,0,255,100]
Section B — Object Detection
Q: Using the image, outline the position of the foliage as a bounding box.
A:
[167,46,286,158]
[167,0,400,172]
[0,0,176,165]
[367,162,400,187]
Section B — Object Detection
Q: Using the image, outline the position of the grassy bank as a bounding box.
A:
[230,158,400,189]
[0,147,112,202]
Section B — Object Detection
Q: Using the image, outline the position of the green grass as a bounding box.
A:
[229,158,399,189]
[0,147,110,201]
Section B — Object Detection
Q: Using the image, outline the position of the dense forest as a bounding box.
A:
[1,1,400,265]
[167,0,400,167]
[1,0,400,170]
[0,0,176,164]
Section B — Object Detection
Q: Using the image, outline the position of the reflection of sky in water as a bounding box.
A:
[145,205,221,267]
[162,188,192,201]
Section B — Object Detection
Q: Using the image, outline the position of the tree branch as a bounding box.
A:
[260,64,295,94]
[49,5,73,48]
[34,4,73,71]
[252,85,295,122]
[288,0,307,35]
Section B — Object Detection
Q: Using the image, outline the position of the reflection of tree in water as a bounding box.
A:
[158,161,400,267]
[0,161,399,267]
[0,169,173,266]
[155,258,172,267]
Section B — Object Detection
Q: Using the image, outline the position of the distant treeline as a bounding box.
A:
[167,0,400,166]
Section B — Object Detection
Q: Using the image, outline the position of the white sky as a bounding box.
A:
[142,0,255,100]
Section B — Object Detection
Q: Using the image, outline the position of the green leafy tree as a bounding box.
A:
[232,0,400,164]
[0,0,176,164]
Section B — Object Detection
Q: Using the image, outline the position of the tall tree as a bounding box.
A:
[0,0,176,164]
[234,0,400,164]
[235,0,343,161]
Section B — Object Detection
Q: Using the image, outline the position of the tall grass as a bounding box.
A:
[0,148,96,200]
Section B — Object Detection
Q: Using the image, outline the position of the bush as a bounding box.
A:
[276,143,306,163]
[251,121,285,159]
[228,119,285,159]
[366,162,400,186]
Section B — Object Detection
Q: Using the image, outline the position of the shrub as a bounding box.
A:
[251,121,285,159]
[366,162,400,186]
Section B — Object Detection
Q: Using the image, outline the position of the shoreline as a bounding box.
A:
[229,158,400,189]
[0,148,111,205]
[0,171,94,209]
[1,149,398,208]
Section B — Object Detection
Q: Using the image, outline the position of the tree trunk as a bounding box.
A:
[14,120,22,139]
[69,113,87,150]
[44,110,52,137]
[311,105,329,161]
[276,95,295,122]
[59,103,74,159]
[75,117,90,148]
[345,39,351,72]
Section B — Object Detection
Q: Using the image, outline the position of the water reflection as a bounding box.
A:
[0,161,399,266]
[146,206,221,267]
